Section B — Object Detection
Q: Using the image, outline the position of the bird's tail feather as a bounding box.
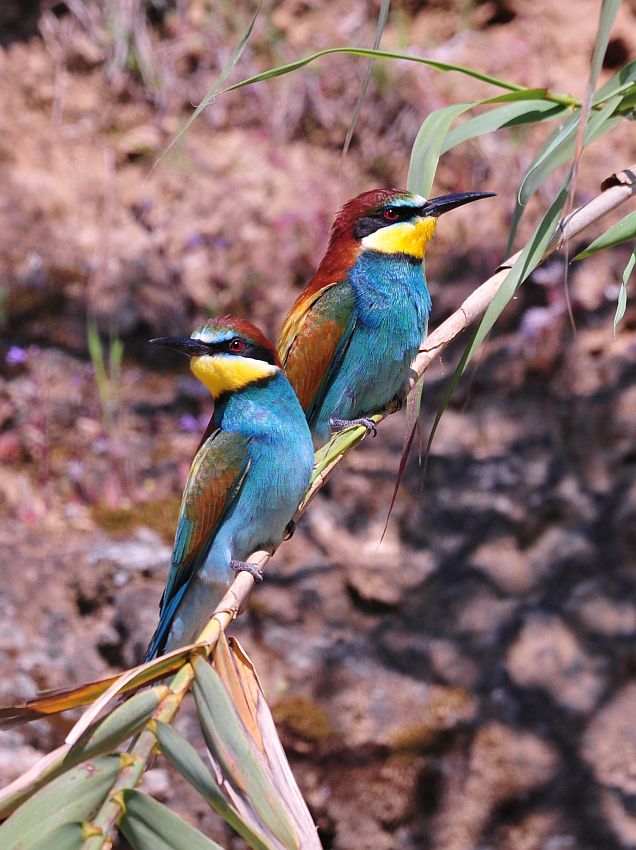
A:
[143,584,190,662]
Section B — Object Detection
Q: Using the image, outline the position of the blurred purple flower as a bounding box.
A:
[6,345,28,365]
[179,413,208,433]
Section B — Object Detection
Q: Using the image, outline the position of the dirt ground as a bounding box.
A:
[1,1,636,848]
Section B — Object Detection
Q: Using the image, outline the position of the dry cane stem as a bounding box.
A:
[80,164,635,848]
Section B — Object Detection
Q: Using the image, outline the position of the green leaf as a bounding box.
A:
[519,95,621,206]
[119,790,226,850]
[151,2,261,173]
[192,657,299,850]
[507,96,621,251]
[0,689,163,819]
[341,0,390,159]
[407,103,473,196]
[223,47,525,97]
[442,100,566,153]
[156,722,273,850]
[28,823,84,850]
[592,59,636,104]
[590,0,621,91]
[483,88,575,105]
[574,211,636,259]
[428,175,571,452]
[615,247,636,332]
[0,755,120,850]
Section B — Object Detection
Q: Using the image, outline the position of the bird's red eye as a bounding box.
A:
[383,208,399,221]
[229,338,244,352]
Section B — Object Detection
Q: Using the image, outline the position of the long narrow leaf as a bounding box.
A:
[0,688,166,819]
[615,247,636,331]
[341,0,390,159]
[223,47,525,96]
[0,643,199,730]
[156,722,273,850]
[590,0,621,90]
[508,96,621,251]
[150,2,261,174]
[574,211,636,259]
[407,103,473,196]
[28,823,84,850]
[428,176,571,452]
[216,638,322,850]
[213,634,262,749]
[119,790,226,850]
[0,756,120,850]
[442,100,566,153]
[592,59,636,103]
[192,657,299,850]
[519,95,621,206]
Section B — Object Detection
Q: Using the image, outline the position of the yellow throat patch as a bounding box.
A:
[361,217,438,260]
[190,354,278,397]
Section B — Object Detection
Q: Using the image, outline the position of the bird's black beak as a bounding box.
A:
[421,191,496,218]
[149,337,210,357]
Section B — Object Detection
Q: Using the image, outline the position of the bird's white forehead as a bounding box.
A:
[191,327,234,344]
[390,193,427,207]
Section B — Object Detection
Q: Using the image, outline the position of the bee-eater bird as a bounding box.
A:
[277,188,495,448]
[145,316,314,660]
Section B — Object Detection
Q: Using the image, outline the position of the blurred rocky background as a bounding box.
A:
[1,1,636,848]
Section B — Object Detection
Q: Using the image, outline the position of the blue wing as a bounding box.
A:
[145,428,251,659]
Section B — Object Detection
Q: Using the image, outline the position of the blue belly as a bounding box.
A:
[311,252,431,445]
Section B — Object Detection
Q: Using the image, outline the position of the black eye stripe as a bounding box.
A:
[354,205,423,240]
[201,339,277,365]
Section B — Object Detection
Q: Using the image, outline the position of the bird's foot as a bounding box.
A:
[283,520,296,541]
[329,416,377,437]
[230,560,264,583]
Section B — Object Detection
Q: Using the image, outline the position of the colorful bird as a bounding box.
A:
[145,316,314,660]
[278,188,495,447]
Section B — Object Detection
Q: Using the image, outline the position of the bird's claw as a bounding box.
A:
[283,520,296,541]
[230,560,264,583]
[329,417,378,438]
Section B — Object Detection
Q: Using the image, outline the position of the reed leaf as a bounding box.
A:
[508,96,622,251]
[615,246,636,331]
[574,210,636,259]
[192,657,300,850]
[341,0,390,159]
[28,823,84,850]
[223,47,526,96]
[0,688,166,819]
[427,175,571,453]
[408,103,474,197]
[156,721,274,850]
[590,0,621,91]
[151,2,261,174]
[0,756,121,850]
[442,100,567,153]
[119,790,226,850]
